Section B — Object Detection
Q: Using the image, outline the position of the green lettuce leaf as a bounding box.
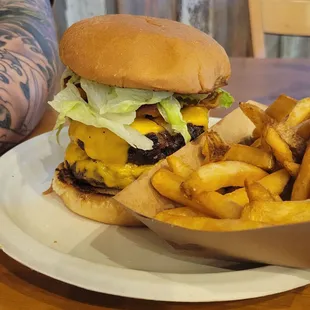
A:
[175,89,234,109]
[48,83,153,150]
[80,78,172,115]
[157,96,191,143]
[216,89,235,108]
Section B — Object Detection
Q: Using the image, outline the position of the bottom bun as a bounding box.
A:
[52,163,141,226]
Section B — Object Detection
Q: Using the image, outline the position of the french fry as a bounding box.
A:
[182,161,268,197]
[154,214,271,231]
[239,102,273,135]
[291,144,310,200]
[241,200,310,224]
[296,120,310,141]
[167,156,194,179]
[151,169,213,216]
[274,122,306,159]
[245,180,276,202]
[202,131,229,163]
[225,169,290,206]
[285,97,310,127]
[156,207,206,218]
[195,191,243,219]
[263,125,294,164]
[283,161,300,178]
[265,94,297,122]
[252,128,261,139]
[223,144,275,171]
[251,138,261,148]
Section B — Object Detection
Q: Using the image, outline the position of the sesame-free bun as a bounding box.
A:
[52,164,141,226]
[60,14,231,94]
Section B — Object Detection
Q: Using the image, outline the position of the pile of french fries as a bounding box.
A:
[151,94,310,232]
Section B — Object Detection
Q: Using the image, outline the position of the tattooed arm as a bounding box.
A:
[0,0,59,154]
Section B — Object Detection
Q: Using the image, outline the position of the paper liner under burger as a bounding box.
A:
[113,101,310,268]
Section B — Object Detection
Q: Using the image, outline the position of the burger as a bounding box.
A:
[49,14,233,226]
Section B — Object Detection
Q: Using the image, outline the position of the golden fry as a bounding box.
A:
[154,214,271,231]
[241,200,310,224]
[225,169,290,206]
[283,161,300,178]
[195,191,243,219]
[292,144,310,200]
[155,207,206,219]
[167,156,194,179]
[182,161,267,197]
[286,97,310,127]
[239,102,273,135]
[151,169,213,216]
[274,122,306,159]
[265,94,297,122]
[297,120,310,141]
[263,125,294,164]
[245,180,276,202]
[252,128,261,139]
[202,131,229,163]
[223,144,274,171]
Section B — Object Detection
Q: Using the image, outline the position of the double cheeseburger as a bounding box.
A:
[49,14,233,226]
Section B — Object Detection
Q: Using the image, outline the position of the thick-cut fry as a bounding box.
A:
[202,131,229,163]
[154,214,271,231]
[297,120,310,141]
[223,144,274,171]
[195,191,243,219]
[167,156,194,179]
[225,169,290,206]
[251,138,261,148]
[239,102,273,134]
[156,207,206,218]
[291,144,310,200]
[275,122,306,158]
[265,94,297,122]
[263,125,294,164]
[283,161,300,178]
[151,169,213,216]
[241,200,310,224]
[245,180,276,202]
[286,97,310,127]
[182,161,268,197]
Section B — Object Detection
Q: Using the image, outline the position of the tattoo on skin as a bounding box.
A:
[0,0,58,154]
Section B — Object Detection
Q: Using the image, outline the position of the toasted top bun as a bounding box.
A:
[60,14,231,94]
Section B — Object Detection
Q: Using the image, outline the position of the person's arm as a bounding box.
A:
[0,0,59,154]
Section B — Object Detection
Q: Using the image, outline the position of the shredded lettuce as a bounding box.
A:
[216,89,235,108]
[175,89,234,108]
[48,83,153,150]
[157,97,191,143]
[51,68,234,150]
[80,78,172,114]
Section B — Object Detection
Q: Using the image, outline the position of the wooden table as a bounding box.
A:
[2,57,310,309]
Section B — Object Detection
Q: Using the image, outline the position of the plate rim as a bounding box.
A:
[1,119,310,302]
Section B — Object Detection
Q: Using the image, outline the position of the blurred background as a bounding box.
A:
[53,0,310,58]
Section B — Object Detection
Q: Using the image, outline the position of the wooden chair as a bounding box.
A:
[249,0,310,58]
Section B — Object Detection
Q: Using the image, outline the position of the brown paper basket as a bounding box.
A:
[113,101,310,268]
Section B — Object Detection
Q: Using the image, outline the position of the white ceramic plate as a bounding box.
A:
[1,117,310,302]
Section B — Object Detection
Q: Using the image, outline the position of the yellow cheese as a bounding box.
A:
[181,106,209,129]
[69,121,129,165]
[64,142,151,189]
[130,118,164,135]
[69,118,164,165]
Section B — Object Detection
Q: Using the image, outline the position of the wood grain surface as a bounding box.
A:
[2,57,310,310]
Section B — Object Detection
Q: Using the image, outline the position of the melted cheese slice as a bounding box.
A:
[65,142,151,189]
[181,106,209,129]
